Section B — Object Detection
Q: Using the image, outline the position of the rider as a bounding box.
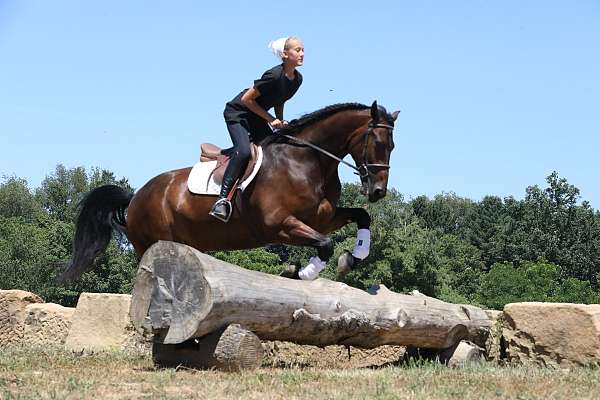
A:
[209,36,304,222]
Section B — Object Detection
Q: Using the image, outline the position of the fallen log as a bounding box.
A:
[130,241,491,349]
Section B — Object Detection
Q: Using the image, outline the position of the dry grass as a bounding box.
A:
[1,347,599,400]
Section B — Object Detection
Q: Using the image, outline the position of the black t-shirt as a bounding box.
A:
[224,63,302,124]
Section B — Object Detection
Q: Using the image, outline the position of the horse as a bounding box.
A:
[62,101,399,282]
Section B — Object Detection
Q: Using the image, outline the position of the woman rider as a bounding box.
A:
[209,36,304,222]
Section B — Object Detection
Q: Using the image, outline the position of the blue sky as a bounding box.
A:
[1,1,599,208]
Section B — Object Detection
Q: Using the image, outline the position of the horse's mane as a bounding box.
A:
[260,102,371,146]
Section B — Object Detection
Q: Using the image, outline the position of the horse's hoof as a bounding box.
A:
[280,264,301,280]
[336,251,355,280]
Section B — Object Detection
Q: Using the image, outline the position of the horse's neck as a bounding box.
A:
[295,111,369,159]
[281,111,368,185]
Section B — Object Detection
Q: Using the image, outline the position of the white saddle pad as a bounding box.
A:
[187,146,264,195]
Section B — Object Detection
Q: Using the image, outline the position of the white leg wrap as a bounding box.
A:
[351,229,371,260]
[298,256,326,281]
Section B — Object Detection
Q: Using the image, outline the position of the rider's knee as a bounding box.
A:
[235,147,251,162]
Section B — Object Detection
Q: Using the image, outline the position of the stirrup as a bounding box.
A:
[209,198,233,223]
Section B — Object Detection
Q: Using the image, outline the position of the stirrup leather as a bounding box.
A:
[209,198,233,223]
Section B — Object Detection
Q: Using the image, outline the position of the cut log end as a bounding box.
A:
[445,341,484,368]
[130,241,213,343]
[402,341,484,368]
[153,324,263,371]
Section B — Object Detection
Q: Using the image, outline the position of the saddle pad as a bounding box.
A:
[187,146,263,195]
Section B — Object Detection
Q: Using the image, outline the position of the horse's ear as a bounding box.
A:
[391,110,400,121]
[370,100,379,122]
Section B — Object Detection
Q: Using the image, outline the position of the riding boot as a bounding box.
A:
[209,153,245,222]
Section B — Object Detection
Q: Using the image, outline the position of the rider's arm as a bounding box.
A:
[241,87,275,123]
[274,103,284,121]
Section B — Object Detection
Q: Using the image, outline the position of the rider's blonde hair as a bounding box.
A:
[284,36,301,50]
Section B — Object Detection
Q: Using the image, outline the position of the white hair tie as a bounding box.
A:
[268,37,289,59]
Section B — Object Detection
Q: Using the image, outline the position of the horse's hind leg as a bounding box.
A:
[278,216,334,280]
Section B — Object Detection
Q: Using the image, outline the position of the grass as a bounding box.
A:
[1,347,599,399]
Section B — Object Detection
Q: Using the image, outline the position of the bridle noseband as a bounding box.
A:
[278,120,395,180]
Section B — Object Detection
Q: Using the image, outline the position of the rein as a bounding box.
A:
[277,122,395,178]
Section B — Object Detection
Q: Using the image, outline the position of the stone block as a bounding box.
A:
[0,290,44,347]
[65,293,150,353]
[503,302,600,368]
[23,303,75,348]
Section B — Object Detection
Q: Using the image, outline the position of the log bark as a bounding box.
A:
[130,241,491,349]
[153,324,263,371]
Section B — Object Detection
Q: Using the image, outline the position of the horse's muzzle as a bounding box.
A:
[368,185,387,202]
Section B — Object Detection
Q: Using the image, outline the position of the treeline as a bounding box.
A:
[1,166,599,309]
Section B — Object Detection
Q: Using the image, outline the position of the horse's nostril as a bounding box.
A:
[373,188,383,198]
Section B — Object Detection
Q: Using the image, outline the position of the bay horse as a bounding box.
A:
[63,101,399,282]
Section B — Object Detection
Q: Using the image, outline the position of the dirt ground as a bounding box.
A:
[263,341,406,369]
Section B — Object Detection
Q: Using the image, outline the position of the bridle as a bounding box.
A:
[356,121,394,178]
[277,120,394,181]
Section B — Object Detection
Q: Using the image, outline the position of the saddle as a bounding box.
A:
[200,143,260,185]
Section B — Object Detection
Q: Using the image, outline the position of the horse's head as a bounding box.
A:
[350,101,400,202]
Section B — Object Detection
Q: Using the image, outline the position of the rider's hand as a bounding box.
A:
[270,118,284,129]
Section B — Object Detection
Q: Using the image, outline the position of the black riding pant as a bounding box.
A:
[219,121,252,198]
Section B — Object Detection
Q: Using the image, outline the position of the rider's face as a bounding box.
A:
[284,39,304,67]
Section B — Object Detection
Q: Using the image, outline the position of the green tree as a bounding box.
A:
[476,260,560,309]
[35,164,133,223]
[555,277,600,304]
[211,248,283,275]
[411,193,477,237]
[477,258,600,310]
[466,195,508,269]
[435,234,484,304]
[497,172,600,285]
[0,176,43,221]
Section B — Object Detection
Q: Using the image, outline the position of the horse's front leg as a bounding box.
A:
[322,207,372,279]
[278,216,334,281]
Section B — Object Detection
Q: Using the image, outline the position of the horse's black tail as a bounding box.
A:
[61,184,134,283]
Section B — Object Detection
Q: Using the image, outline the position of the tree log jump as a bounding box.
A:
[130,241,491,349]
